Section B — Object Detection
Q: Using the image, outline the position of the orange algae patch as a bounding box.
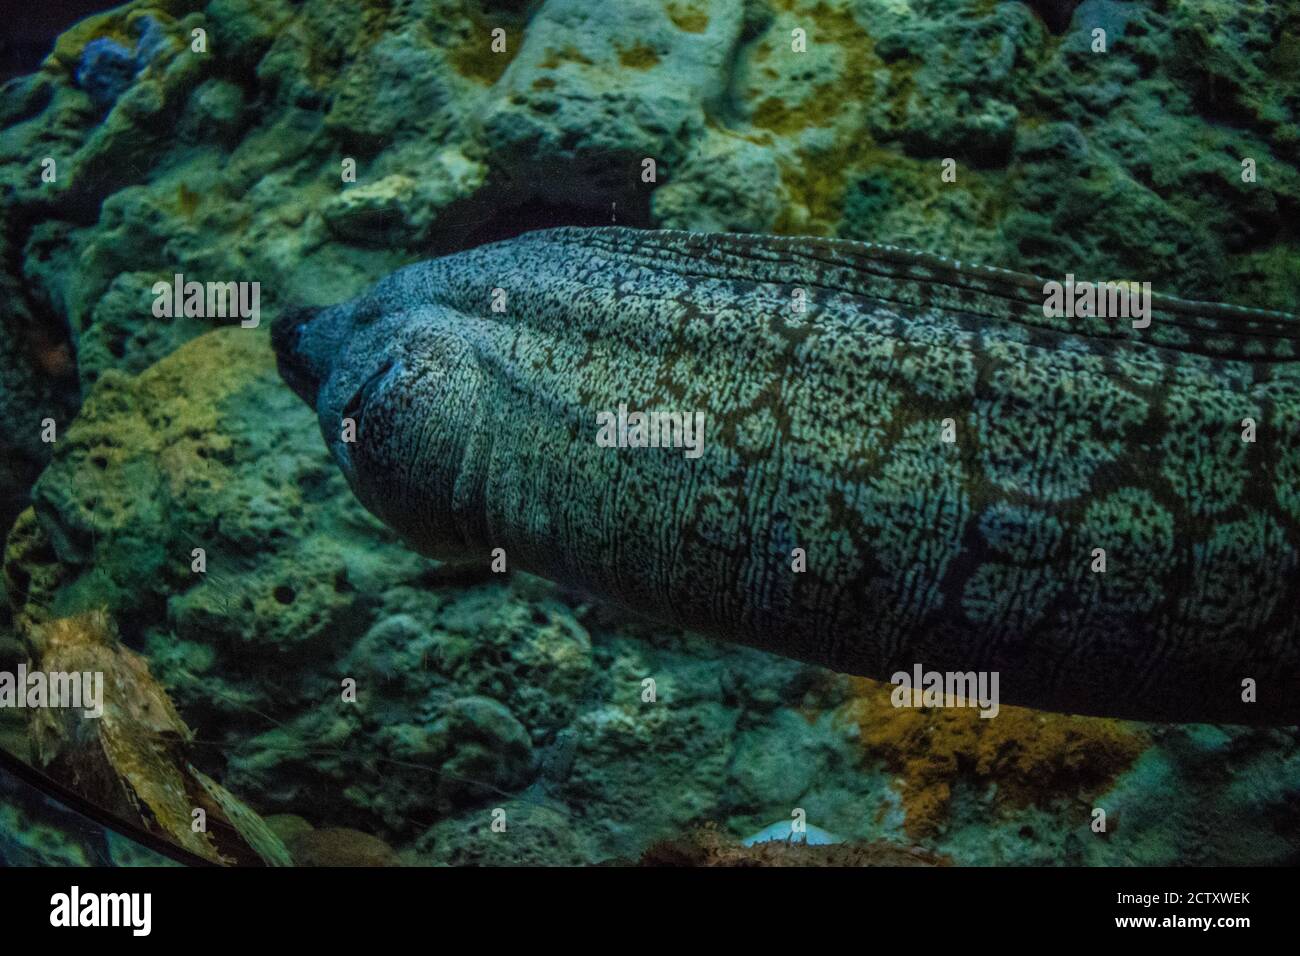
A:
[753,0,886,231]
[538,46,595,69]
[618,42,662,69]
[750,0,883,136]
[840,678,1148,838]
[176,183,200,218]
[665,2,709,33]
[449,6,523,84]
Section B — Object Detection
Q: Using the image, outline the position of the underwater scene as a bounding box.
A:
[0,0,1298,872]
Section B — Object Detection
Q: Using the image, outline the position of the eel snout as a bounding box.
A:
[271,305,324,406]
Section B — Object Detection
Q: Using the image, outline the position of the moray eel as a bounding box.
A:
[273,227,1300,725]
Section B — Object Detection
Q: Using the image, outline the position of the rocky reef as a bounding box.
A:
[1,0,1298,865]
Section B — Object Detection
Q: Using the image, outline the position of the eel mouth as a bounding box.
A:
[272,305,322,406]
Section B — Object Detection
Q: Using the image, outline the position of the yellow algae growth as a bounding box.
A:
[841,678,1148,838]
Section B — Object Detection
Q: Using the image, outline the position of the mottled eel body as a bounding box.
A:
[274,227,1300,724]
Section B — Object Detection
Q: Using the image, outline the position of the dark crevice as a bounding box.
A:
[428,194,652,258]
[1020,0,1085,35]
[0,0,124,81]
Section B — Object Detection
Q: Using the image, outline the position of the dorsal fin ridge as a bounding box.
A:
[542,226,1300,362]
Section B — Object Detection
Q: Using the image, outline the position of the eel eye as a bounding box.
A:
[343,358,398,425]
